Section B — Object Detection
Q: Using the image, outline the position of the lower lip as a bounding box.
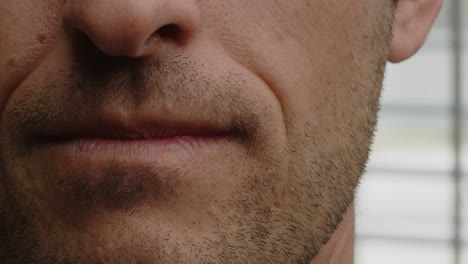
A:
[38,136,231,165]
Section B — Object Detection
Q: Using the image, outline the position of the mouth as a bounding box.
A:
[32,116,235,165]
[14,107,251,210]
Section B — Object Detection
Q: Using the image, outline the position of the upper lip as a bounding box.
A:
[36,112,229,142]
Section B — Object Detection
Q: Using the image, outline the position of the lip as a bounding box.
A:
[33,115,234,165]
[39,117,229,140]
[22,112,243,210]
[41,136,230,165]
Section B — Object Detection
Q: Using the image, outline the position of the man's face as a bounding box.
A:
[0,1,395,263]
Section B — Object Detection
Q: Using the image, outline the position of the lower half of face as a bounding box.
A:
[0,1,394,263]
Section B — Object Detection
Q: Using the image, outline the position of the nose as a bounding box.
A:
[63,0,201,57]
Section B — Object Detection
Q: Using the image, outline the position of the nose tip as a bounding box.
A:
[63,0,201,57]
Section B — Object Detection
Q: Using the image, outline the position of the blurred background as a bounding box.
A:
[355,0,467,263]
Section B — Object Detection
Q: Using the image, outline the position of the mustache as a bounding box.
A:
[6,56,264,149]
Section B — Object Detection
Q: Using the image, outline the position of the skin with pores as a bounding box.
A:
[0,1,442,263]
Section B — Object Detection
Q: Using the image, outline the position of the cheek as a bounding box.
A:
[210,0,388,175]
[204,0,376,114]
[0,1,64,115]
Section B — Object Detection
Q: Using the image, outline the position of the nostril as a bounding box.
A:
[68,29,95,53]
[148,24,186,46]
[158,24,179,39]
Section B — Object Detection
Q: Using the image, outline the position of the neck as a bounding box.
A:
[310,204,355,264]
